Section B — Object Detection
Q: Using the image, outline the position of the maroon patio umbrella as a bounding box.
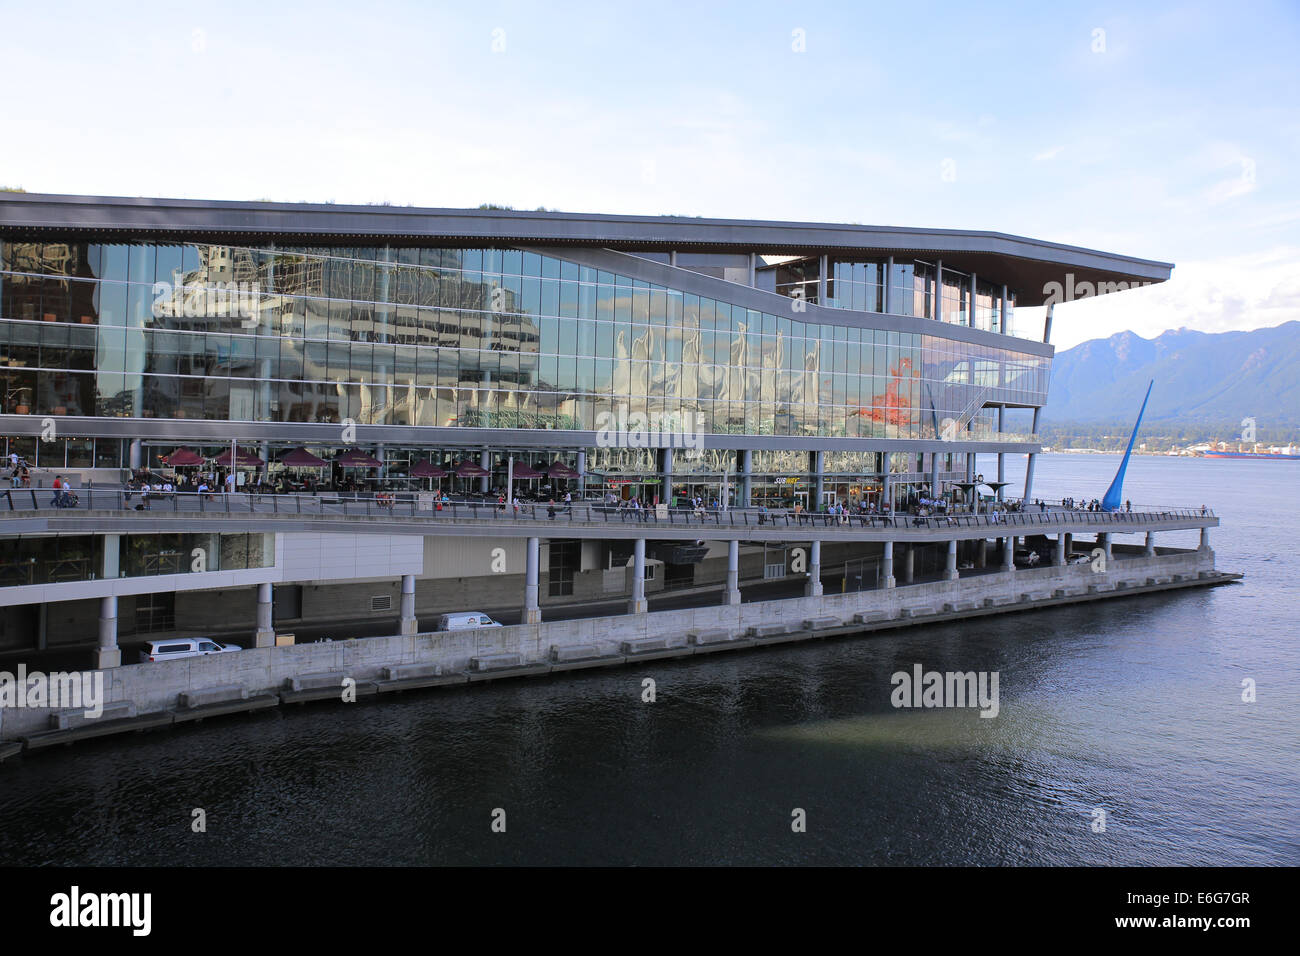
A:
[511,463,543,479]
[410,461,446,478]
[211,449,265,467]
[280,447,327,468]
[544,462,579,479]
[454,461,490,478]
[336,448,383,468]
[164,447,204,466]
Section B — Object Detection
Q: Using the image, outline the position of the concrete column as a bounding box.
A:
[1055,533,1067,566]
[818,254,828,304]
[400,573,417,634]
[748,253,757,287]
[260,441,270,480]
[1042,301,1055,344]
[479,449,491,494]
[1064,532,1073,557]
[884,256,894,313]
[660,447,673,505]
[977,539,988,569]
[933,259,943,320]
[944,540,958,580]
[523,537,541,624]
[1099,533,1112,560]
[1001,536,1015,571]
[806,539,823,596]
[902,544,914,584]
[1022,407,1041,503]
[669,250,678,268]
[129,439,142,471]
[724,539,741,605]
[882,469,892,513]
[812,449,824,510]
[95,596,120,669]
[629,538,647,614]
[929,451,939,495]
[740,449,752,508]
[996,405,1006,498]
[882,540,896,589]
[255,581,274,647]
[1000,283,1010,335]
[577,450,586,500]
[1199,527,1211,552]
[376,443,386,479]
[968,271,977,327]
[1144,531,1156,556]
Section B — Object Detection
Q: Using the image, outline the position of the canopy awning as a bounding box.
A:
[164,448,203,466]
[455,461,490,478]
[211,449,265,467]
[511,464,543,479]
[337,449,383,468]
[410,461,447,478]
[280,447,327,468]
[545,462,579,479]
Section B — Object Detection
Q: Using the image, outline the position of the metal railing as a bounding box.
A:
[0,487,1216,533]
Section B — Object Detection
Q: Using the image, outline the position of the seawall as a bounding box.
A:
[1,548,1230,745]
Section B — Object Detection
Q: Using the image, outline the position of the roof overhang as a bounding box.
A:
[0,193,1173,307]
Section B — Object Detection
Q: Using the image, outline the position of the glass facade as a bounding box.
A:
[0,239,1049,441]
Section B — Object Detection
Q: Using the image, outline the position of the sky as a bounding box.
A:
[1,0,1296,350]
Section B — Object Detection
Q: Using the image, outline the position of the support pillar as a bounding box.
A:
[812,449,824,511]
[929,451,939,496]
[660,447,673,506]
[400,573,417,634]
[945,540,958,580]
[1199,527,1211,552]
[1001,536,1015,572]
[818,254,828,304]
[806,539,823,596]
[1099,533,1112,561]
[740,449,752,508]
[129,439,142,471]
[479,449,491,494]
[968,271,978,327]
[934,259,943,320]
[977,539,988,569]
[1144,532,1156,557]
[1022,407,1041,503]
[628,538,647,614]
[255,581,274,647]
[1055,533,1067,566]
[724,539,741,605]
[522,537,541,624]
[996,405,1006,498]
[95,596,120,669]
[1064,532,1073,559]
[882,541,896,589]
[881,469,892,514]
[902,544,914,584]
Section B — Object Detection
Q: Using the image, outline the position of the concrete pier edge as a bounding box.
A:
[1,551,1239,756]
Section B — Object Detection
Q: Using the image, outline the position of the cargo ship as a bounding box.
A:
[1202,448,1300,460]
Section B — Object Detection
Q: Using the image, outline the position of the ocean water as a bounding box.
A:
[0,454,1296,865]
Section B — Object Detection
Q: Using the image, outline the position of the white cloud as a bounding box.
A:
[1032,145,1064,162]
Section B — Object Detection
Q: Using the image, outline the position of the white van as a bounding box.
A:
[436,612,503,631]
[138,638,242,663]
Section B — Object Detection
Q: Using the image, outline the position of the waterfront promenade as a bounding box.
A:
[1,488,1217,543]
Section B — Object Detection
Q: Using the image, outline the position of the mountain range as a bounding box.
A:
[1042,320,1300,427]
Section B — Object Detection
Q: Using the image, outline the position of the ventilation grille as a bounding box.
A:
[370,595,392,612]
